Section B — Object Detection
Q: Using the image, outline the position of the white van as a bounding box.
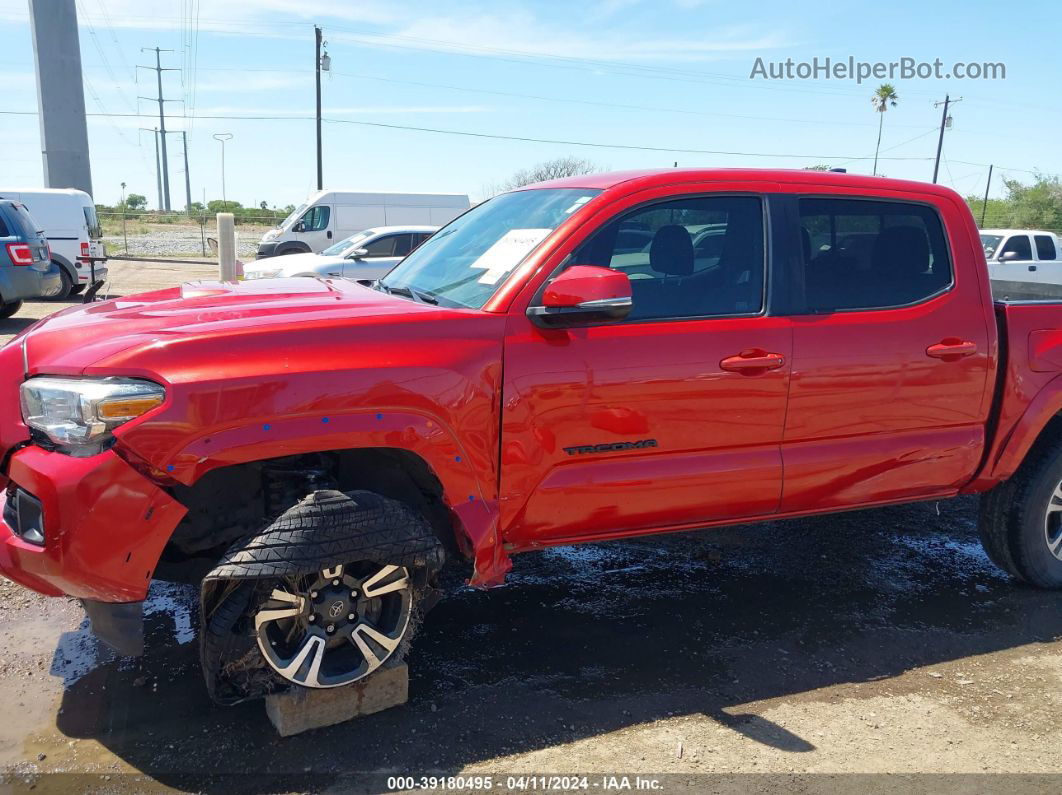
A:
[0,188,107,298]
[256,190,469,258]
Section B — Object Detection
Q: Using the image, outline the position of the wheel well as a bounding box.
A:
[157,447,460,583]
[51,256,77,281]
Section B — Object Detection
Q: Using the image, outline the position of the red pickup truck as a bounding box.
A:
[2,169,1062,705]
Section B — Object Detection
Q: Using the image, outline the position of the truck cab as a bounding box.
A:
[982,228,1062,286]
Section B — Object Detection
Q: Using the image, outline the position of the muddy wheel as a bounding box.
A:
[979,429,1062,589]
[200,489,446,704]
[254,562,413,688]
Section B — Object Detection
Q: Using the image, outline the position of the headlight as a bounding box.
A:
[20,376,165,454]
[245,268,281,280]
[263,229,279,241]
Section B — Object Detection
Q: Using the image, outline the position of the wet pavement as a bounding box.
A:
[1,497,1060,792]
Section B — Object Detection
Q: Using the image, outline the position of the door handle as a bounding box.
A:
[926,339,978,360]
[720,350,786,373]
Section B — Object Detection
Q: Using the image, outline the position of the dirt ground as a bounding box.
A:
[0,260,1060,793]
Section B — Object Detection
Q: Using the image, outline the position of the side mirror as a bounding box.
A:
[292,221,306,233]
[348,248,369,259]
[527,265,632,327]
[999,250,1019,262]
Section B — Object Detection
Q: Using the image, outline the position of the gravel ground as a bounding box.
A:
[0,261,1060,793]
[103,223,271,258]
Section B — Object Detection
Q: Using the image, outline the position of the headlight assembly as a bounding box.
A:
[20,376,165,455]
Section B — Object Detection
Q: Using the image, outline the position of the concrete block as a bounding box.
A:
[265,661,408,737]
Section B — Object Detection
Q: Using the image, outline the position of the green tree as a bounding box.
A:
[124,193,147,210]
[207,199,242,213]
[871,83,899,177]
[965,174,1062,231]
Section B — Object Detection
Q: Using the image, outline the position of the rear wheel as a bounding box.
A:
[47,266,73,300]
[979,427,1062,588]
[0,301,22,318]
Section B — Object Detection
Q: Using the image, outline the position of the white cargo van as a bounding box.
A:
[256,190,469,258]
[0,188,108,299]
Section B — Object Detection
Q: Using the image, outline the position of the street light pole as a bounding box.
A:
[213,133,233,206]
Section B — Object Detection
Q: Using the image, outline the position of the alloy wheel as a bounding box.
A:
[254,562,412,688]
[1044,480,1062,562]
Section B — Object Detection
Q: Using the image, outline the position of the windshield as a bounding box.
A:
[380,188,600,309]
[981,234,1003,259]
[322,230,373,257]
[279,203,307,229]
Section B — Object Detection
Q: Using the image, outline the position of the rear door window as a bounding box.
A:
[9,203,41,240]
[797,198,952,312]
[83,205,102,239]
[1035,235,1057,261]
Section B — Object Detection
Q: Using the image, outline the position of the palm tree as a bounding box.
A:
[871,83,899,176]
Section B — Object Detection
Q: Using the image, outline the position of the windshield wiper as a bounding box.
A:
[375,281,438,305]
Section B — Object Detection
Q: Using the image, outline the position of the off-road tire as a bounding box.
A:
[200,489,446,704]
[979,424,1062,588]
[0,301,22,318]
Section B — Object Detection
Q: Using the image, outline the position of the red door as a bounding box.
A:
[779,192,993,510]
[499,188,792,547]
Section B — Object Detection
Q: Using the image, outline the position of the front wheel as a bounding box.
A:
[979,429,1062,589]
[255,562,413,688]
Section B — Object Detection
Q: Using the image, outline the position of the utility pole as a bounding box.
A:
[28,0,93,195]
[138,47,179,210]
[181,131,192,212]
[932,94,962,184]
[315,26,324,191]
[981,164,994,227]
[143,127,162,210]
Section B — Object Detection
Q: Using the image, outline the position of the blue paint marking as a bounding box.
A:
[455,456,461,462]
[376,413,383,420]
[263,424,271,431]
[468,495,475,502]
[167,465,175,472]
[322,417,330,423]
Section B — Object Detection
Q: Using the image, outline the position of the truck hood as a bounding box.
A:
[20,277,448,374]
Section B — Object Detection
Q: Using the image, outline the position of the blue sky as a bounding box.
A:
[1,0,1059,210]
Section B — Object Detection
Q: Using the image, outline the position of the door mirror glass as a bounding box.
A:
[528,265,632,327]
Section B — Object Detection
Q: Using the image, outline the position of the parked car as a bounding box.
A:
[6,169,1062,710]
[0,199,62,316]
[982,228,1062,288]
[0,188,108,299]
[243,226,437,282]
[256,190,468,258]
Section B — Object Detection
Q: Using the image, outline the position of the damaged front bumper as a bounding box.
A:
[0,445,187,654]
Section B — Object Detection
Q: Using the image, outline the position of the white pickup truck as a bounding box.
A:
[982,228,1062,288]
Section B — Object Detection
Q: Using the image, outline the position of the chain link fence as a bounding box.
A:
[98,212,280,259]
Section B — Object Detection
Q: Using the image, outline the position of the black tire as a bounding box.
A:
[979,423,1062,588]
[199,490,446,704]
[48,266,73,300]
[0,301,22,318]
[69,283,86,295]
